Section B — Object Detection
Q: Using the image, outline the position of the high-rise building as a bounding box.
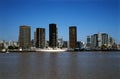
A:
[8,40,14,46]
[58,38,63,48]
[19,26,31,49]
[69,26,77,48]
[36,28,45,48]
[109,37,115,46]
[87,36,91,47]
[0,40,5,50]
[91,35,94,48]
[34,30,36,47]
[76,41,84,49]
[63,41,68,48]
[93,34,98,47]
[102,33,109,45]
[89,33,115,48]
[98,32,102,47]
[49,23,58,48]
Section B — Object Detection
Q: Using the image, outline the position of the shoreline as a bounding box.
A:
[0,49,120,53]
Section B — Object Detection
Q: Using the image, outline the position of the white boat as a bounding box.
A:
[2,49,6,52]
[36,47,67,52]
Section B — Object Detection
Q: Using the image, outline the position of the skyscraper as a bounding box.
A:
[34,30,36,47]
[89,33,113,48]
[87,36,91,47]
[69,26,77,48]
[36,28,45,48]
[93,34,98,47]
[102,33,109,45]
[49,23,58,48]
[19,26,31,49]
[98,32,102,47]
[109,37,115,46]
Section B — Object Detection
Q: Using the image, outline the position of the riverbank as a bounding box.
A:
[0,49,120,53]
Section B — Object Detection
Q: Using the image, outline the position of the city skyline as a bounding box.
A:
[0,0,120,43]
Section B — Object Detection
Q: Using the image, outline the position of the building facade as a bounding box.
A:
[88,32,117,49]
[35,28,45,48]
[102,33,109,45]
[63,41,68,48]
[19,26,31,49]
[58,38,63,48]
[109,37,115,46]
[49,23,58,48]
[86,36,91,47]
[69,26,77,48]
[91,34,98,47]
[98,33,102,47]
[34,30,36,47]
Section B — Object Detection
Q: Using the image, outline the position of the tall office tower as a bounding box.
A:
[87,36,91,47]
[34,31,36,47]
[102,33,109,45]
[19,26,31,49]
[63,41,68,48]
[58,38,63,48]
[109,37,115,46]
[91,35,94,48]
[49,23,58,48]
[69,26,77,48]
[35,28,45,48]
[98,32,102,47]
[93,34,98,47]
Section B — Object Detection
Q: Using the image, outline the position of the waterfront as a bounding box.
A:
[0,51,120,79]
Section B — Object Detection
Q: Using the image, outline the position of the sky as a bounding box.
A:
[0,0,120,43]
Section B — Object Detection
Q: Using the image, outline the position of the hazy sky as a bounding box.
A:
[0,0,120,43]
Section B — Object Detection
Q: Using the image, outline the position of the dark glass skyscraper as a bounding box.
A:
[36,28,45,48]
[87,36,91,47]
[69,26,77,48]
[49,23,58,48]
[19,26,31,49]
[93,34,98,47]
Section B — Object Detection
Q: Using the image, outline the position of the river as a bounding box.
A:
[0,51,120,79]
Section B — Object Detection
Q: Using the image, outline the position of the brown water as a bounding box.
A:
[0,51,120,79]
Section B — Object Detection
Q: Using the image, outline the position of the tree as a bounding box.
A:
[8,46,14,49]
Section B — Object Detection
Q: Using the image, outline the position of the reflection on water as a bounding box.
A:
[0,52,120,79]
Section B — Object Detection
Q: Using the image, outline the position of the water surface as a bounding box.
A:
[0,51,120,79]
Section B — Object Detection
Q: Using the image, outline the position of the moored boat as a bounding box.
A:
[36,47,67,52]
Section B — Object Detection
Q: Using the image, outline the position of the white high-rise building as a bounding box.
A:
[98,32,102,47]
[9,40,14,46]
